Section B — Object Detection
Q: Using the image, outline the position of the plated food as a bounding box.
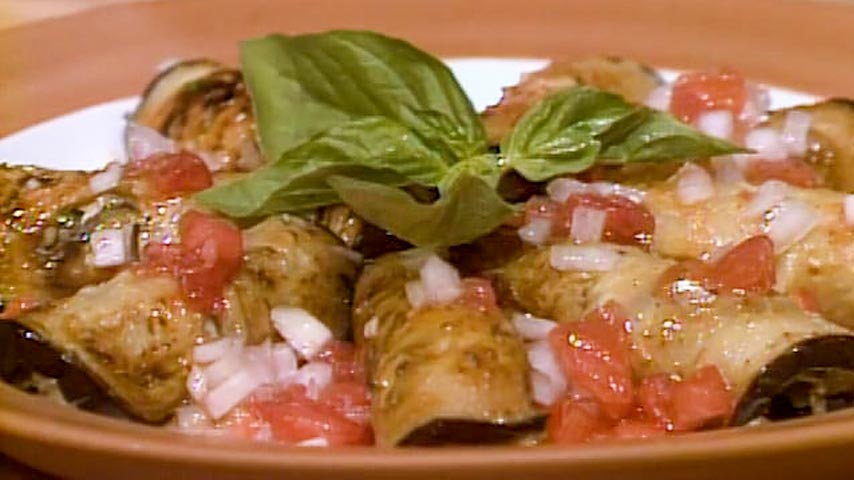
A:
[2,29,854,449]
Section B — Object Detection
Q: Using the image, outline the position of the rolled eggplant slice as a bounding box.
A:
[131,59,260,172]
[353,252,542,447]
[220,215,360,343]
[642,181,854,331]
[15,270,207,422]
[481,57,661,144]
[492,245,854,420]
[762,99,854,192]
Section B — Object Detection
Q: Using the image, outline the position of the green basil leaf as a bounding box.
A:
[195,117,448,217]
[242,30,487,162]
[503,86,745,181]
[327,171,514,248]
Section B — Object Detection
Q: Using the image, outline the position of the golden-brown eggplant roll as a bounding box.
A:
[353,251,543,446]
[15,270,207,422]
[220,214,360,343]
[642,180,854,331]
[492,245,854,424]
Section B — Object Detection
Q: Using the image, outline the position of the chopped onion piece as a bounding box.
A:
[526,340,566,400]
[696,110,734,140]
[517,218,552,245]
[745,128,788,161]
[404,280,427,309]
[781,110,812,157]
[363,316,379,339]
[676,164,715,205]
[204,368,266,419]
[174,405,213,432]
[531,371,564,407]
[271,306,333,360]
[88,226,134,268]
[197,151,228,173]
[290,362,333,400]
[512,313,557,341]
[243,342,277,385]
[296,437,330,447]
[711,157,745,185]
[186,366,208,402]
[203,347,244,388]
[763,199,819,253]
[89,162,124,194]
[845,195,854,226]
[271,343,298,383]
[741,84,771,127]
[644,84,672,111]
[546,177,588,203]
[419,255,463,304]
[127,122,176,161]
[570,206,606,243]
[193,338,236,364]
[744,180,788,218]
[549,245,621,272]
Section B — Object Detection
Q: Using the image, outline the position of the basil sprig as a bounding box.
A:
[197,30,744,248]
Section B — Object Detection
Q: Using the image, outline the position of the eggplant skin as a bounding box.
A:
[353,252,541,447]
[481,56,661,144]
[763,99,854,192]
[15,270,206,423]
[221,215,360,343]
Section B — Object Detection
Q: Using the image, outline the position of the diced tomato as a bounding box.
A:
[248,385,372,446]
[744,158,819,188]
[636,366,733,432]
[670,70,747,124]
[548,304,634,420]
[141,210,243,313]
[669,366,733,431]
[457,277,498,312]
[605,418,668,441]
[316,340,367,383]
[317,381,372,426]
[711,235,775,295]
[546,398,603,444]
[126,151,212,198]
[658,235,775,297]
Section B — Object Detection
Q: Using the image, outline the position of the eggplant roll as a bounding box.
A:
[641,180,854,331]
[15,270,207,422]
[352,251,542,446]
[220,215,360,343]
[492,245,854,423]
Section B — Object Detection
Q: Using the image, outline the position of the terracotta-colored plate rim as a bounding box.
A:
[2,0,854,476]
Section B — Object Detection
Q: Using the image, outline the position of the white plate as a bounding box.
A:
[0,58,819,171]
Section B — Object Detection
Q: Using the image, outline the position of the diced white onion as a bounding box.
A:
[174,405,213,432]
[696,110,734,140]
[745,128,788,161]
[711,157,745,185]
[526,340,566,403]
[644,84,672,111]
[763,199,819,253]
[271,343,298,383]
[404,280,427,309]
[740,83,771,127]
[204,368,267,419]
[296,437,330,447]
[202,347,244,388]
[419,255,463,304]
[546,177,589,203]
[676,164,715,205]
[570,206,606,244]
[197,151,228,173]
[744,180,788,218]
[549,245,621,272]
[512,313,557,341]
[88,226,134,268]
[242,342,277,385]
[845,195,854,227]
[88,162,124,194]
[781,110,812,157]
[530,371,564,407]
[186,366,208,403]
[126,122,176,162]
[193,338,236,364]
[290,362,333,400]
[517,217,552,245]
[363,316,379,339]
[271,306,333,360]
